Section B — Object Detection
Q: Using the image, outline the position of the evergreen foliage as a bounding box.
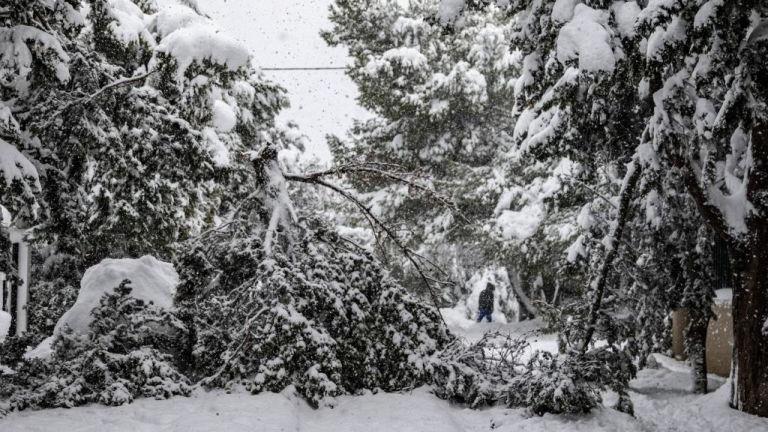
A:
[4,281,190,410]
[324,0,520,307]
[175,206,453,407]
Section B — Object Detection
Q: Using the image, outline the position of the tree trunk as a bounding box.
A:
[507,269,538,320]
[730,224,768,415]
[731,24,768,417]
[731,43,768,414]
[685,315,708,394]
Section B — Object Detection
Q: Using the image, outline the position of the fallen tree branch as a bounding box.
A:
[284,172,449,327]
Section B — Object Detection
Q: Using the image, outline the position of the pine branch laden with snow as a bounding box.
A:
[324,0,527,310]
[174,209,453,408]
[633,1,768,415]
[1,0,293,268]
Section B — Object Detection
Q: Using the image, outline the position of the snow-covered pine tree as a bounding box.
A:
[498,0,726,402]
[492,0,650,325]
[616,152,722,394]
[634,0,768,414]
[2,0,290,336]
[324,0,522,314]
[23,0,286,264]
[0,0,79,317]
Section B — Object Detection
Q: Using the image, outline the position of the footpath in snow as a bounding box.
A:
[3,322,767,432]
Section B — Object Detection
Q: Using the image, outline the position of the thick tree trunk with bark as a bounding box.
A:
[731,114,768,415]
[685,315,708,394]
[731,228,768,415]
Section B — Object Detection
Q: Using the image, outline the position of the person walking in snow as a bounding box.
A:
[477,282,495,323]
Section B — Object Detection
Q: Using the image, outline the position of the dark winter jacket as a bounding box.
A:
[479,288,494,312]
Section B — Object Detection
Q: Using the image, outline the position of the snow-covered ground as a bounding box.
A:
[4,321,767,432]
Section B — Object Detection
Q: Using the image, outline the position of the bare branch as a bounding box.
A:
[39,70,157,127]
[284,172,449,327]
[285,162,469,223]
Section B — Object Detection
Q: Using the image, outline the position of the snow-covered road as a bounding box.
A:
[4,327,767,432]
[4,362,766,432]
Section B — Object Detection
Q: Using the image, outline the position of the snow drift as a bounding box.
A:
[53,256,178,335]
[23,256,178,361]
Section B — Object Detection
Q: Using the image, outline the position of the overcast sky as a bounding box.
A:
[200,0,370,162]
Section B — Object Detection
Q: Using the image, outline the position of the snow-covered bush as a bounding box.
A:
[26,252,81,337]
[427,332,516,407]
[504,351,601,415]
[175,214,452,407]
[53,255,178,336]
[426,330,625,415]
[6,281,190,410]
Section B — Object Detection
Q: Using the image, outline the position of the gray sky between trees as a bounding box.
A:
[201,0,370,163]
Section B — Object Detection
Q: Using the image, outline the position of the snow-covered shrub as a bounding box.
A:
[7,281,190,410]
[427,332,519,407]
[175,216,452,407]
[505,351,602,415]
[26,252,82,337]
[533,298,638,414]
[53,255,178,336]
[427,330,632,415]
[0,333,40,363]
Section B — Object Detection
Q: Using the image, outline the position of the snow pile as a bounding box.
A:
[383,47,429,69]
[212,99,237,132]
[53,256,178,335]
[23,336,54,361]
[556,5,616,73]
[155,25,250,76]
[1,386,647,432]
[107,0,154,44]
[644,16,686,61]
[152,1,207,37]
[551,0,579,23]
[7,347,766,432]
[0,25,71,94]
[714,288,733,305]
[101,0,253,78]
[0,309,11,342]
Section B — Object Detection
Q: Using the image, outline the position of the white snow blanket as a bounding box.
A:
[4,354,766,432]
[54,256,178,335]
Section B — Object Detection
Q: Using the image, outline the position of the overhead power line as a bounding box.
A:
[261,66,347,71]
